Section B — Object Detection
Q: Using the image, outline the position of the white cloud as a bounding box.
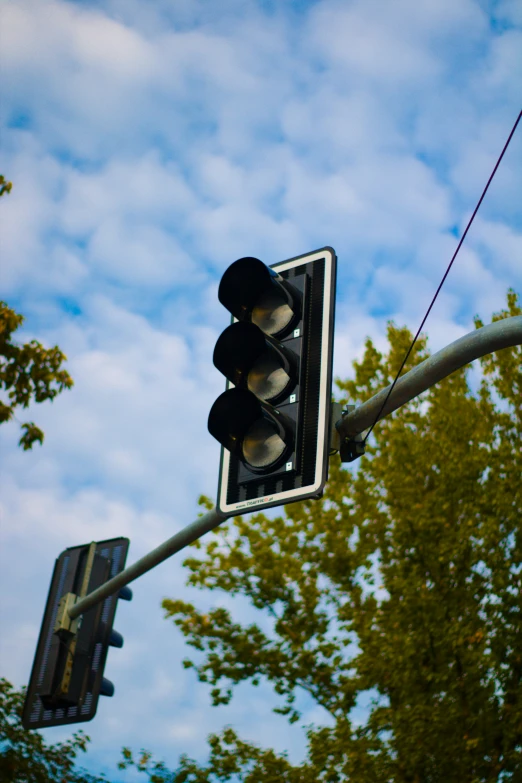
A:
[470,217,522,279]
[61,153,197,234]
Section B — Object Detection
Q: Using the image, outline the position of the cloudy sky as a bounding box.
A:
[0,0,521,778]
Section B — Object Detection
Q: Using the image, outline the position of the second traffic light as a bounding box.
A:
[208,247,337,516]
[22,538,132,730]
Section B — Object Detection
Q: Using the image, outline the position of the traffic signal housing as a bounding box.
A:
[208,247,337,516]
[22,537,131,729]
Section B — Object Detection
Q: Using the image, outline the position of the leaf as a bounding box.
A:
[0,300,73,449]
[18,422,44,450]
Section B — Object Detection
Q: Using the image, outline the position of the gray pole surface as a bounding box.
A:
[69,508,226,620]
[336,315,522,440]
[69,315,522,621]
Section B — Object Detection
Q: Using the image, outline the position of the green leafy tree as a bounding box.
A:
[1,178,96,782]
[0,175,13,197]
[0,678,105,783]
[119,292,521,782]
[0,175,74,449]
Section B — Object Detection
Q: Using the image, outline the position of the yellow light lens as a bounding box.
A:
[247,350,291,401]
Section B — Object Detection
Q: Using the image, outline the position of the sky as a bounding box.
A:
[0,0,521,778]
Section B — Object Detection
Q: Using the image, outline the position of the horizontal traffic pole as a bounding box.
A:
[68,508,227,620]
[337,315,522,440]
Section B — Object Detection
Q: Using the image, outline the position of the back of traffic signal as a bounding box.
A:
[22,538,132,730]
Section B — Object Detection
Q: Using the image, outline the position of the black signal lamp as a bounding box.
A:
[208,387,294,473]
[100,678,115,697]
[218,256,301,338]
[213,321,298,404]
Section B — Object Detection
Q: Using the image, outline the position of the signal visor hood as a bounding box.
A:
[218,256,301,338]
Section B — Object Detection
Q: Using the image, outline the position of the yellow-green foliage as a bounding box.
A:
[0,301,74,449]
[0,679,103,783]
[0,177,74,450]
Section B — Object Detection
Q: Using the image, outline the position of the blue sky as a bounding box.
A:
[0,0,521,778]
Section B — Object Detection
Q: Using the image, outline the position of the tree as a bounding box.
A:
[0,678,104,783]
[119,291,521,782]
[1,178,97,783]
[0,175,13,197]
[0,175,74,449]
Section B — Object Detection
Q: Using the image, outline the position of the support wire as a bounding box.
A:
[363,109,522,445]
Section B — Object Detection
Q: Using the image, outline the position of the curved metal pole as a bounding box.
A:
[337,315,522,440]
[69,508,227,620]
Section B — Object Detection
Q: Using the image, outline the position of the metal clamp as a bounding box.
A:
[336,404,366,463]
[54,592,80,639]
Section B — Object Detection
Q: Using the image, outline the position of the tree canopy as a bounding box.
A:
[0,678,104,783]
[119,290,521,782]
[0,175,74,449]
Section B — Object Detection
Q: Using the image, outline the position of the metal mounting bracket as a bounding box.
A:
[336,404,366,463]
[54,592,80,639]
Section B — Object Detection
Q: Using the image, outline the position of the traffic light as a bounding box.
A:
[208,247,337,516]
[22,537,131,729]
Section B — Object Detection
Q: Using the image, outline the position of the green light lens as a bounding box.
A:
[242,418,287,469]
